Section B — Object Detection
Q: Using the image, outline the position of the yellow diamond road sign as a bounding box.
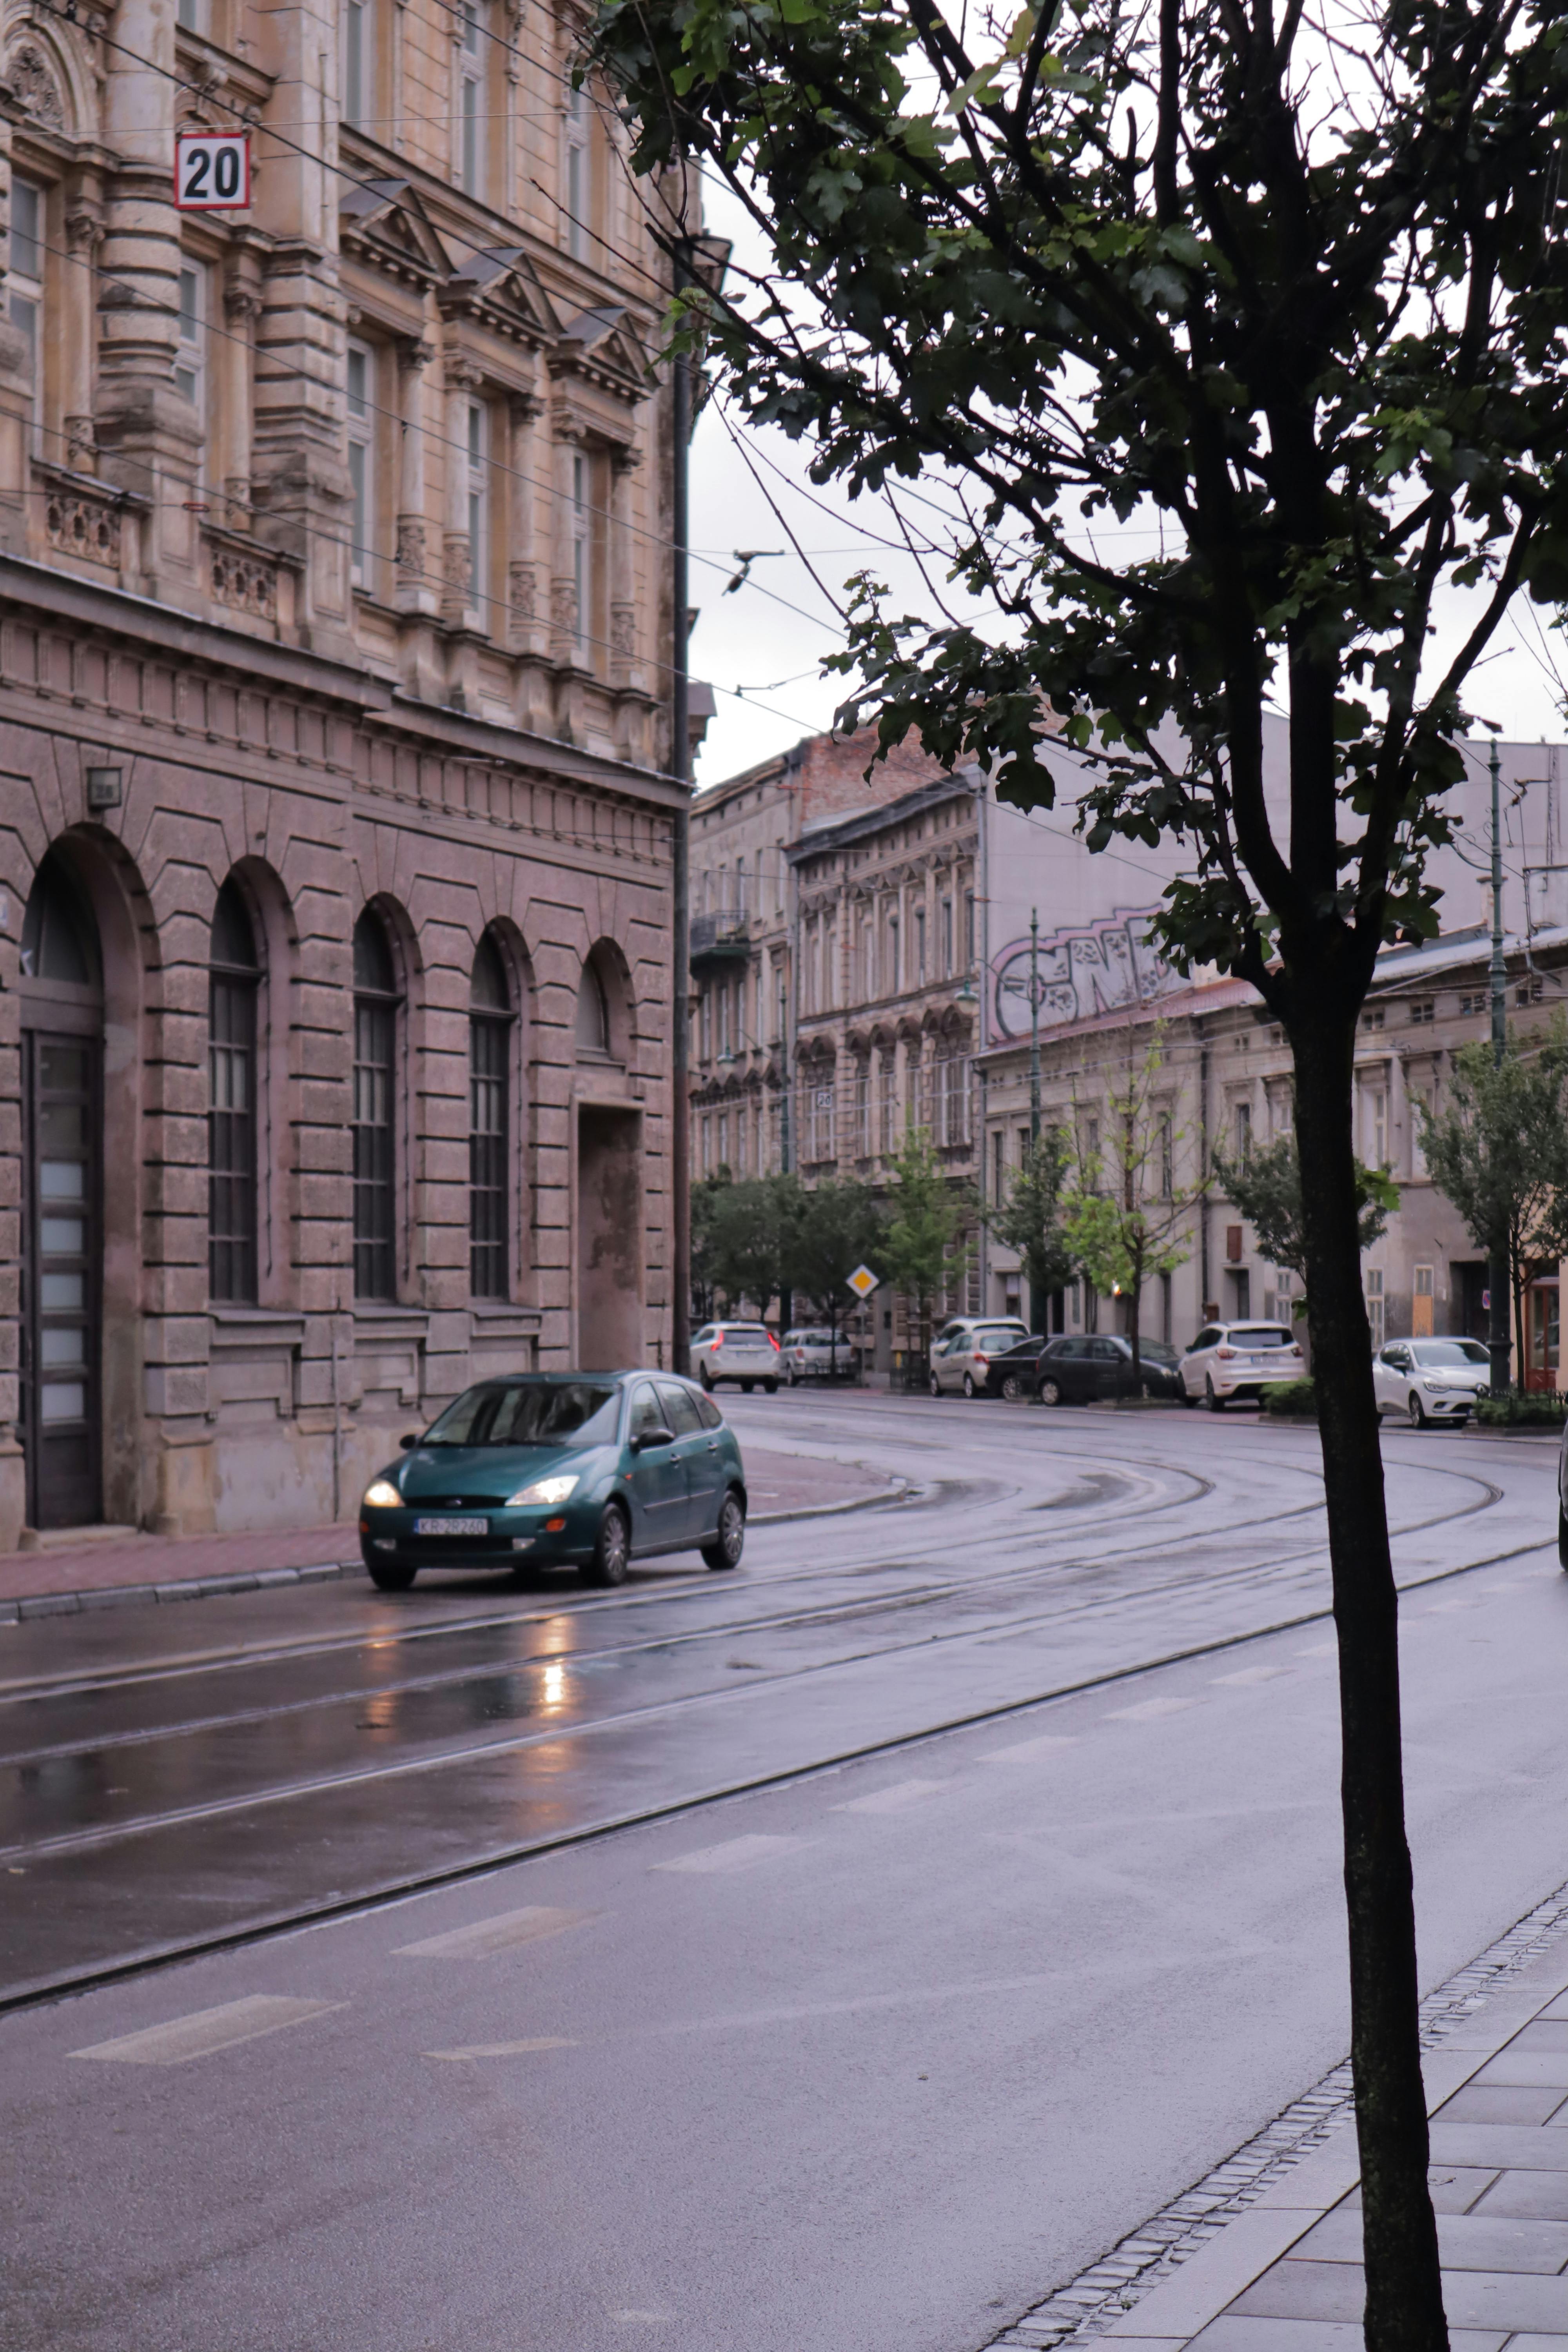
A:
[847,1264,879,1299]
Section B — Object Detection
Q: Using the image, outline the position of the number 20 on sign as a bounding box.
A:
[175,132,251,212]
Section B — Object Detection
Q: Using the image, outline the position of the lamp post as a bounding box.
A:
[1487,731,1512,1395]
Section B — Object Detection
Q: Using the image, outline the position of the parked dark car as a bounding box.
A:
[1034,1333,1185,1405]
[982,1335,1048,1399]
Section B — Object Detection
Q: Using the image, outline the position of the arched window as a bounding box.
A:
[352,910,400,1301]
[209,879,261,1303]
[575,957,611,1058]
[20,849,100,988]
[469,933,512,1299]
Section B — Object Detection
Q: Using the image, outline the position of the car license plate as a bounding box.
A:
[415,1516,488,1537]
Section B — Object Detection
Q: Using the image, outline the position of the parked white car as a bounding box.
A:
[928,1317,1030,1397]
[690,1322,780,1393]
[782,1328,853,1384]
[1181,1320,1303,1408]
[1373,1337,1490,1428]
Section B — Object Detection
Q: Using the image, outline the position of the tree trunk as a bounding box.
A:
[1291,1004,1448,2351]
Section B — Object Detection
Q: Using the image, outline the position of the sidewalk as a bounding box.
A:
[0,1443,901,1622]
[1091,1933,1568,2347]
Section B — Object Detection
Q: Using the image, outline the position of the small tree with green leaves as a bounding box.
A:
[1210,1136,1398,1321]
[985,1129,1077,1333]
[1063,1039,1196,1384]
[882,1127,972,1370]
[690,1170,731,1327]
[788,1177,886,1374]
[1420,1026,1568,1387]
[705,1173,804,1324]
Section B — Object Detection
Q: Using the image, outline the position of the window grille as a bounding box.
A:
[468,936,511,1300]
[209,882,261,1305]
[352,913,400,1302]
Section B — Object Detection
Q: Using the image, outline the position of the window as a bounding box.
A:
[175,262,207,431]
[992,1128,1005,1206]
[1158,1114,1173,1200]
[346,341,374,590]
[342,0,371,127]
[9,180,42,453]
[914,906,927,985]
[459,4,486,195]
[855,1060,871,1156]
[570,448,590,661]
[940,897,953,975]
[1361,1007,1385,1031]
[878,1050,896,1153]
[469,935,511,1300]
[352,911,400,1302]
[576,958,612,1057]
[565,82,591,260]
[466,399,488,619]
[209,881,260,1304]
[963,891,975,965]
[1408,999,1435,1025]
[886,910,899,992]
[1365,1267,1385,1347]
[1233,1099,1251,1158]
[1367,1085,1388,1169]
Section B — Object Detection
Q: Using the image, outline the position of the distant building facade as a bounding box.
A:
[0,0,686,1548]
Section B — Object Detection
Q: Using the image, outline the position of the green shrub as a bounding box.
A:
[1262,1378,1318,1419]
[1474,1391,1567,1428]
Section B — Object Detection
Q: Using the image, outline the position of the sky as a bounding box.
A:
[682,181,1568,798]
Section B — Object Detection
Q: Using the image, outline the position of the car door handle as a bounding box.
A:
[705,1439,720,1452]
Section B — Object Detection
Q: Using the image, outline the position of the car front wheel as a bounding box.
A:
[962,1372,977,1399]
[1038,1376,1064,1406]
[1205,1376,1225,1412]
[367,1557,417,1592]
[929,1372,941,1397]
[1408,1392,1428,1430]
[582,1501,630,1587]
[702,1488,746,1572]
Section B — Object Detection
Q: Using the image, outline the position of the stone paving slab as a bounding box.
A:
[0,1444,899,1620]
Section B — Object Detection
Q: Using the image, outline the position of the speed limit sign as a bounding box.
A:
[175,131,251,212]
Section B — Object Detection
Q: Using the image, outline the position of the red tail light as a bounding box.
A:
[974,1352,988,1367]
[1216,1345,1237,1359]
[768,1332,780,1350]
[713,1328,725,1345]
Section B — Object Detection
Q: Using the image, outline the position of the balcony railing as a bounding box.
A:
[689,908,751,971]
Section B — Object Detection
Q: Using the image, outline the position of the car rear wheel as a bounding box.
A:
[582,1501,630,1588]
[1000,1374,1025,1402]
[367,1557,417,1592]
[702,1488,746,1571]
[962,1372,977,1399]
[741,1380,755,1394]
[1205,1376,1225,1412]
[1408,1392,1428,1430]
[763,1378,777,1394]
[929,1372,941,1397]
[1038,1376,1064,1407]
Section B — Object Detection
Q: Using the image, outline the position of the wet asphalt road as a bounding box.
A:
[3,1394,1568,2351]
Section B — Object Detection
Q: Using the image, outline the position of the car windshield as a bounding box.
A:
[1137,1339,1179,1364]
[422,1380,621,1447]
[1232,1327,1293,1347]
[1409,1341,1491,1367]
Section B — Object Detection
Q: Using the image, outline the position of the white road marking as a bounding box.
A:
[1211,1666,1287,1686]
[396,1906,594,1959]
[653,1834,804,1874]
[1296,1642,1338,1657]
[831,1778,948,1815]
[1107,1695,1199,1722]
[425,2037,578,2061]
[71,1995,343,2067]
[978,1733,1078,1764]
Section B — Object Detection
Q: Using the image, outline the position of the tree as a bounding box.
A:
[593,0,1568,2327]
[881,1127,971,1367]
[1210,1138,1399,1316]
[690,1170,732,1327]
[705,1174,803,1321]
[985,1129,1077,1331]
[1420,1028,1568,1385]
[788,1177,887,1372]
[1062,1038,1195,1381]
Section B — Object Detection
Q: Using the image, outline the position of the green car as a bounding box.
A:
[358,1372,748,1593]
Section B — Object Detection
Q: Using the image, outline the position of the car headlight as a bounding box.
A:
[363,1479,403,1508]
[506,1473,580,1507]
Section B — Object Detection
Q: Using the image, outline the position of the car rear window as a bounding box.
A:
[424,1380,621,1446]
[976,1326,1024,1348]
[1234,1327,1292,1347]
[720,1325,769,1340]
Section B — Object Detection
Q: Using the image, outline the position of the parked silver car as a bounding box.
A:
[928,1317,1030,1397]
[1180,1320,1303,1408]
[1372,1337,1490,1428]
[782,1327,853,1384]
[690,1321,780,1393]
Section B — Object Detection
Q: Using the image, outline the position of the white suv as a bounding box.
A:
[1181,1320,1303,1408]
[928,1317,1029,1397]
[690,1321,780,1393]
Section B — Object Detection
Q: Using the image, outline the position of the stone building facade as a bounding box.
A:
[980,926,1568,1387]
[0,0,684,1546]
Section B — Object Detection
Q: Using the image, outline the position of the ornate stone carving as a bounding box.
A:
[443,530,472,599]
[8,43,65,129]
[46,487,120,566]
[210,544,278,620]
[396,337,434,375]
[610,603,636,662]
[445,352,484,395]
[64,416,98,475]
[223,477,252,534]
[551,576,579,644]
[508,560,537,624]
[65,210,103,260]
[396,517,427,583]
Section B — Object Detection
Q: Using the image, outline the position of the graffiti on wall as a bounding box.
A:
[988,906,1174,1042]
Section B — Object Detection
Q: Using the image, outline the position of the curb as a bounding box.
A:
[0,1473,913,1626]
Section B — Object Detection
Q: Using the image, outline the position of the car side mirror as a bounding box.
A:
[399,1432,419,1451]
[633,1426,674,1452]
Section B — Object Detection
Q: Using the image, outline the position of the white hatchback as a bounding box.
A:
[928,1317,1030,1397]
[1181,1320,1303,1408]
[690,1321,780,1393]
[1372,1337,1490,1428]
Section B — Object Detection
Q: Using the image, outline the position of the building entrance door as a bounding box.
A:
[22,1032,103,1527]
